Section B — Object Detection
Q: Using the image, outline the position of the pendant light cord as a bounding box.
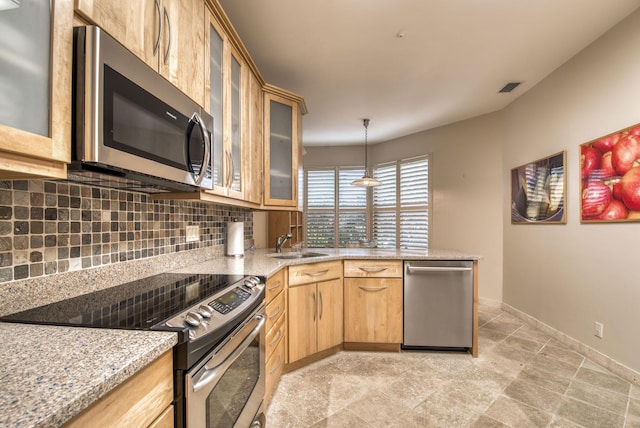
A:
[363,118,370,175]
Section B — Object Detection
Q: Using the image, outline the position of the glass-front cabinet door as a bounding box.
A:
[227,48,244,199]
[263,89,302,207]
[205,11,244,199]
[207,14,225,193]
[0,0,71,179]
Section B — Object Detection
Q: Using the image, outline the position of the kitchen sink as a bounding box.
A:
[267,252,328,259]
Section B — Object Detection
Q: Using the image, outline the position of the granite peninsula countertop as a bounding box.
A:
[0,323,176,428]
[0,247,479,427]
[172,247,481,277]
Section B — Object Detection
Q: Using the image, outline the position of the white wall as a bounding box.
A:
[502,8,640,373]
[305,112,505,302]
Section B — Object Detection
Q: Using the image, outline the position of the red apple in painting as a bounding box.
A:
[581,146,601,178]
[611,134,640,175]
[596,199,628,220]
[592,133,620,152]
[628,125,640,137]
[612,181,623,200]
[620,166,640,210]
[582,180,612,218]
[599,151,616,178]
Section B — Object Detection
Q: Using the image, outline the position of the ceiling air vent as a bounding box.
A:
[499,82,521,93]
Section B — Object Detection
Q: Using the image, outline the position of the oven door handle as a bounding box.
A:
[192,313,265,393]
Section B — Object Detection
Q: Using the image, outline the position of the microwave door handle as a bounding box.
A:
[188,112,210,186]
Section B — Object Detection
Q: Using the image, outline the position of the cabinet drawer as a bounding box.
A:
[265,332,286,404]
[289,261,342,286]
[265,269,286,304]
[266,288,285,333]
[266,311,286,359]
[344,260,403,278]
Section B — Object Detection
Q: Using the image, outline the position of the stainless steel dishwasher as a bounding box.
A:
[403,260,473,350]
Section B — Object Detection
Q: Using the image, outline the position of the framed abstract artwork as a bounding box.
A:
[511,151,566,224]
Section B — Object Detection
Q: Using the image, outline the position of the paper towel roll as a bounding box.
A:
[226,220,244,257]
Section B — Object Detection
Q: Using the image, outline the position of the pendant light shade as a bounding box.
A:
[351,118,381,187]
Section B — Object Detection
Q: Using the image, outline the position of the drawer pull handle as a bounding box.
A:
[268,355,282,374]
[268,305,282,319]
[358,286,388,292]
[268,281,282,291]
[303,269,329,277]
[268,328,283,347]
[358,267,387,273]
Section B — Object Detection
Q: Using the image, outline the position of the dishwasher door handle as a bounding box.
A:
[406,265,472,273]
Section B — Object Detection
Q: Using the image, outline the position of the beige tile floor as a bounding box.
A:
[266,303,640,427]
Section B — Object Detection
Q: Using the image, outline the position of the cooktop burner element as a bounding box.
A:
[0,272,249,329]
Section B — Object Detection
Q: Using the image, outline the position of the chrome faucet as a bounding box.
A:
[275,233,292,253]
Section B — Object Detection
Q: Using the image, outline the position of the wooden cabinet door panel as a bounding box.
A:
[75,0,158,69]
[160,0,205,105]
[288,283,316,363]
[344,278,403,343]
[317,279,343,352]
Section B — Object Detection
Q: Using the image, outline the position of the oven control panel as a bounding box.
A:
[210,287,251,314]
[163,275,265,339]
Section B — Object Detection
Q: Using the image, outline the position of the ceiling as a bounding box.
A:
[218,0,640,146]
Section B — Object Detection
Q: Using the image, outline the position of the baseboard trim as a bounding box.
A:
[502,303,639,386]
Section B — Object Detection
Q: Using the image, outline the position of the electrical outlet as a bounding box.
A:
[595,322,604,338]
[186,225,199,242]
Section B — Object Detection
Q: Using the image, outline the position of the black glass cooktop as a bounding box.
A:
[0,273,245,330]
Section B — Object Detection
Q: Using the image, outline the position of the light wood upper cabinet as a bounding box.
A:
[204,10,243,199]
[244,67,264,205]
[0,0,72,179]
[263,86,306,209]
[75,0,205,106]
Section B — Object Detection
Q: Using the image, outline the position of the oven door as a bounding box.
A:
[186,306,266,428]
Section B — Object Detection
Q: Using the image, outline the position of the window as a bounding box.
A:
[305,156,429,249]
[305,167,367,247]
[373,157,429,249]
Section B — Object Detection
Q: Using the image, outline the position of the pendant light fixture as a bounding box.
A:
[351,118,381,187]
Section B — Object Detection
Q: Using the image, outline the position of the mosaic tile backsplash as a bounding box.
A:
[0,180,253,284]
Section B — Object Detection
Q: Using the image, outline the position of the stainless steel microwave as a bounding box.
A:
[70,26,213,193]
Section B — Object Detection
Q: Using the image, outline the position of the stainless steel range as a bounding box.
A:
[1,272,266,428]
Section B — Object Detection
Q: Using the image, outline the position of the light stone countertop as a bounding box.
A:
[172,247,481,278]
[0,323,177,428]
[0,247,479,427]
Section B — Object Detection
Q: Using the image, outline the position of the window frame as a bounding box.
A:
[304,154,431,249]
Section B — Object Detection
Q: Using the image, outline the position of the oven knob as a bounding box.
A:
[198,304,213,318]
[184,311,204,327]
[244,279,257,289]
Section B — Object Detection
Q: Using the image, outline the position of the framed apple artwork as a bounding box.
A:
[580,123,640,222]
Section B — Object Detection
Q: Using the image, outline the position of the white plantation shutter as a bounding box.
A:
[305,156,429,249]
[373,157,429,249]
[373,164,397,249]
[306,170,335,247]
[338,169,366,245]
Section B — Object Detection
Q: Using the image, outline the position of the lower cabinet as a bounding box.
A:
[63,349,173,428]
[343,260,403,345]
[264,269,287,406]
[287,261,343,364]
